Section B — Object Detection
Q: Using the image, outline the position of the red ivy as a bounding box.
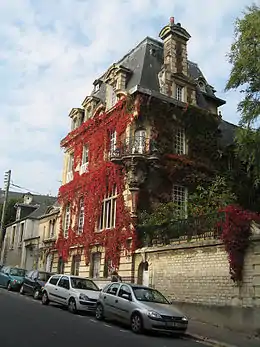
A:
[56,97,138,268]
[219,205,260,283]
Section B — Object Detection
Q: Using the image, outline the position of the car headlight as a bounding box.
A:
[182,316,188,322]
[79,293,89,301]
[147,311,162,319]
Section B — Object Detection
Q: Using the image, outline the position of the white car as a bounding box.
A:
[41,274,101,313]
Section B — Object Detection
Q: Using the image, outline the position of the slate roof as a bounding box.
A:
[91,36,235,147]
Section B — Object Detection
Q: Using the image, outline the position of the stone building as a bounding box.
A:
[1,193,56,270]
[53,17,238,289]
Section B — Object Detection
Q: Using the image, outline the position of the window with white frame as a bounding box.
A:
[85,107,91,121]
[78,198,84,234]
[68,153,74,172]
[82,145,89,165]
[106,84,117,110]
[175,85,183,102]
[71,118,77,130]
[172,185,188,218]
[49,220,55,238]
[109,131,117,156]
[63,204,70,237]
[99,186,117,230]
[175,128,186,155]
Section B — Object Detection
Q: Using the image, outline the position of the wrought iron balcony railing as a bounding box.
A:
[109,136,158,159]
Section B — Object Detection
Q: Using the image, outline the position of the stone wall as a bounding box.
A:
[134,236,260,308]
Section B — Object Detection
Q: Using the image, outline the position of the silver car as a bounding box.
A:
[96,282,188,334]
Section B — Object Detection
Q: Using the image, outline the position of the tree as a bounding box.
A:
[225,4,260,184]
[0,198,21,227]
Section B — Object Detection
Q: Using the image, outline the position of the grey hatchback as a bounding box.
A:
[96,282,188,335]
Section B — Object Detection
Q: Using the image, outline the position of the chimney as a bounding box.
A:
[159,17,191,76]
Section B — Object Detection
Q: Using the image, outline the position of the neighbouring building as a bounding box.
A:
[37,202,60,272]
[52,17,243,287]
[1,192,56,269]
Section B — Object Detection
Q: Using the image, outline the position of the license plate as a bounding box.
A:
[171,322,184,328]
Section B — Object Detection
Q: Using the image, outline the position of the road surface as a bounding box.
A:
[0,288,207,347]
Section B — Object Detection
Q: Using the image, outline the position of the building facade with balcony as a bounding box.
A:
[54,18,236,284]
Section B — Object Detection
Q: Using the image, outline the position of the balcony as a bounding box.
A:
[66,171,73,183]
[109,136,158,162]
[80,162,89,175]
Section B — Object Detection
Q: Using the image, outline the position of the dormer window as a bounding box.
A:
[94,83,100,93]
[198,81,206,92]
[85,107,91,121]
[106,84,117,110]
[175,85,183,102]
[71,118,77,131]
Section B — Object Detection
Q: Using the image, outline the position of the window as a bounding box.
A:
[66,153,74,183]
[49,220,55,238]
[71,255,81,276]
[118,285,132,299]
[78,198,84,234]
[85,107,91,121]
[90,252,101,278]
[109,130,117,157]
[106,84,117,110]
[175,85,183,101]
[198,81,206,92]
[49,276,60,285]
[99,186,117,230]
[57,257,64,274]
[175,128,186,155]
[16,207,21,220]
[63,204,70,237]
[19,223,24,246]
[10,226,16,248]
[57,276,70,290]
[103,258,113,277]
[82,145,89,165]
[107,283,120,296]
[172,185,188,218]
[72,118,77,130]
[134,129,146,154]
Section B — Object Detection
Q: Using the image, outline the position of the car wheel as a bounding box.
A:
[33,289,40,300]
[131,313,143,334]
[95,304,104,321]
[20,285,25,295]
[42,292,49,305]
[68,298,77,314]
[7,282,12,291]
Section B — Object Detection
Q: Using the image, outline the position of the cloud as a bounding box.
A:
[0,0,250,195]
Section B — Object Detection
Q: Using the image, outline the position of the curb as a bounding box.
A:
[184,333,238,347]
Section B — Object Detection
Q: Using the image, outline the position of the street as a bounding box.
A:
[0,288,207,347]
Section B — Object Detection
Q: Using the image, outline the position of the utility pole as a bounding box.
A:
[0,170,11,250]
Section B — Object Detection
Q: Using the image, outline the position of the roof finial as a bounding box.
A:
[170,17,175,26]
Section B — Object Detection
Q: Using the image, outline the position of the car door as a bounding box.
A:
[1,267,11,287]
[0,267,8,286]
[55,276,70,305]
[46,275,61,302]
[102,283,120,317]
[114,284,133,322]
[23,271,36,294]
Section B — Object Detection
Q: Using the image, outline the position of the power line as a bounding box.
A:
[10,182,46,196]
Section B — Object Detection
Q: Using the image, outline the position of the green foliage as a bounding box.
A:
[139,202,183,226]
[188,176,237,216]
[0,198,21,227]
[225,4,260,184]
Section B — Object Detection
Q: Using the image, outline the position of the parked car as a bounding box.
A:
[96,283,188,335]
[41,274,101,313]
[0,266,26,291]
[20,270,53,299]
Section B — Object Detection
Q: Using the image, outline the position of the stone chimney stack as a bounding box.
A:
[159,17,191,76]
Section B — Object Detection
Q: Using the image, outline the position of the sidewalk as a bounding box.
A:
[186,319,260,347]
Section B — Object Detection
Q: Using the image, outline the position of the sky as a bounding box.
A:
[0,0,255,196]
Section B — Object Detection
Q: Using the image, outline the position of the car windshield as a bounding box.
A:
[70,277,99,291]
[38,272,52,281]
[133,287,169,304]
[10,268,26,277]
